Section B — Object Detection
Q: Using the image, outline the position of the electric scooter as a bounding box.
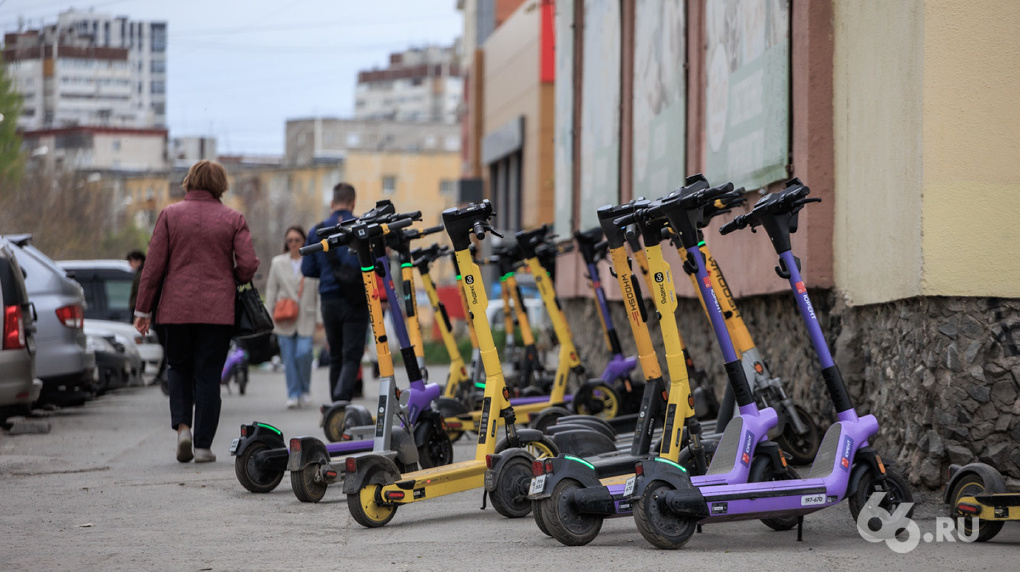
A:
[220,340,249,394]
[342,200,559,527]
[526,190,793,545]
[946,462,1019,542]
[626,177,912,549]
[318,222,446,442]
[230,208,449,498]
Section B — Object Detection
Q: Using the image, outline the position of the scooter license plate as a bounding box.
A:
[484,471,494,490]
[529,474,547,495]
[229,438,240,455]
[624,476,636,497]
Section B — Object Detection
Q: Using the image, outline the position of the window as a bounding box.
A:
[112,140,121,151]
[382,176,396,194]
[439,179,456,195]
[151,60,166,73]
[151,81,165,94]
[105,280,133,311]
[346,132,361,147]
[151,23,167,52]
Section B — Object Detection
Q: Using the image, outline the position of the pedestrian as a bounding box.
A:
[127,249,168,386]
[126,250,146,315]
[134,160,259,464]
[302,183,368,402]
[265,225,320,409]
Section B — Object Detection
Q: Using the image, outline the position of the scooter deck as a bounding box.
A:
[959,494,1020,520]
[445,399,570,431]
[383,460,488,502]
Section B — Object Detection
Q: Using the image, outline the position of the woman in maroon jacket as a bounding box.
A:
[134,160,259,463]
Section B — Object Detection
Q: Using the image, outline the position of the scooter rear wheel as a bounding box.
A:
[532,499,553,537]
[753,464,802,531]
[541,478,604,546]
[950,471,1005,542]
[633,480,697,550]
[496,435,559,459]
[291,463,328,503]
[488,456,534,518]
[774,405,820,465]
[848,468,913,525]
[234,441,284,494]
[347,481,398,528]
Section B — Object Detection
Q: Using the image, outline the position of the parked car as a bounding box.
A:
[58,261,164,375]
[1,235,95,405]
[84,324,143,393]
[0,240,42,418]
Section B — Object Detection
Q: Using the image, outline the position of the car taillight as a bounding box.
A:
[3,305,26,350]
[55,304,84,329]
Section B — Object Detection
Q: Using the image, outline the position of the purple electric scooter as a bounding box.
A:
[626,178,913,549]
[230,208,449,500]
[527,183,787,546]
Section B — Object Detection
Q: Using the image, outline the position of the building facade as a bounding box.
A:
[284,117,460,166]
[3,9,167,130]
[354,43,463,124]
[547,0,1020,487]
[20,126,167,172]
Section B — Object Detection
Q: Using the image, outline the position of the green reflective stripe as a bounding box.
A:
[654,456,687,473]
[361,266,375,272]
[455,274,462,280]
[255,422,282,436]
[563,455,596,471]
[474,382,486,389]
[697,241,706,247]
[401,263,413,268]
[502,272,514,281]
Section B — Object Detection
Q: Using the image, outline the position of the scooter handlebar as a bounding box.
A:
[299,241,326,255]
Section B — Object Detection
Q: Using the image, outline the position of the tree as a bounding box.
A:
[0,60,25,189]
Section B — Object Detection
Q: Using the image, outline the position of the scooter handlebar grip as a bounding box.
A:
[299,240,326,255]
[719,216,745,235]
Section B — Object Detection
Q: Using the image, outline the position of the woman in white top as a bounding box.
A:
[265,226,320,408]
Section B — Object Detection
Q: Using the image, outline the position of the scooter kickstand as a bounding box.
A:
[797,516,803,541]
[696,524,702,534]
[480,490,487,510]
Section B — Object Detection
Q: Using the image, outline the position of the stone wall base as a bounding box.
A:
[561,294,1020,488]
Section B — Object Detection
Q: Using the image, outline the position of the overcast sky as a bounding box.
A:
[0,0,463,155]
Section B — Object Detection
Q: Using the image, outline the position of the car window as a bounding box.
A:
[105,279,133,310]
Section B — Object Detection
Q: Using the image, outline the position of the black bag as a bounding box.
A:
[234,281,274,339]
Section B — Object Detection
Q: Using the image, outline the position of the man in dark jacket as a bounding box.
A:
[303,183,369,402]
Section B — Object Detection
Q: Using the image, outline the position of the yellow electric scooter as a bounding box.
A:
[343,200,558,526]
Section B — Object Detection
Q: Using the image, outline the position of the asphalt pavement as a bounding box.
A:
[1,365,1015,571]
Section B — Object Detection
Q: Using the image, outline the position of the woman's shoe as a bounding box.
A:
[194,448,216,463]
[286,397,299,409]
[177,429,193,463]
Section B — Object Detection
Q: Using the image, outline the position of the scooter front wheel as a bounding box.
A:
[417,421,454,468]
[347,482,397,528]
[633,480,697,550]
[848,468,913,525]
[950,471,1005,542]
[774,405,820,465]
[323,408,347,443]
[234,441,284,493]
[488,456,534,518]
[291,463,328,503]
[573,382,621,420]
[540,478,603,546]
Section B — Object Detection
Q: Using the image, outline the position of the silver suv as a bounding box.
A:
[0,240,41,417]
[1,235,95,405]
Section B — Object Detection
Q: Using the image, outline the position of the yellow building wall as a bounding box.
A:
[832,0,924,306]
[344,150,461,282]
[833,0,1020,304]
[920,0,1020,297]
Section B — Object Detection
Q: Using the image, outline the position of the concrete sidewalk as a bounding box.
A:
[1,366,1015,571]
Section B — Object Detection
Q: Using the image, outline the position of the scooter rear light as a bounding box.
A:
[55,304,84,329]
[532,460,544,477]
[544,459,554,474]
[345,457,358,473]
[3,305,26,350]
[957,503,980,515]
[384,491,405,501]
[634,461,644,476]
[325,469,338,479]
[446,421,463,429]
[485,455,494,469]
[240,425,249,437]
[290,438,301,452]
